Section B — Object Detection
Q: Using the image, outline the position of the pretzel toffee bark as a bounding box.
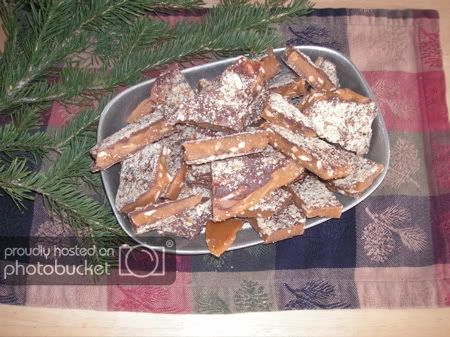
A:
[271,77,308,97]
[302,91,377,155]
[245,89,269,127]
[186,163,211,188]
[159,127,197,199]
[129,185,211,237]
[127,65,194,123]
[262,93,316,137]
[197,78,215,93]
[129,194,203,228]
[176,57,266,131]
[115,144,171,213]
[268,68,309,98]
[126,98,154,124]
[134,197,211,239]
[258,49,280,82]
[206,218,245,257]
[99,45,385,254]
[299,88,371,110]
[211,150,304,221]
[263,123,351,180]
[183,130,269,165]
[288,174,343,219]
[239,188,292,218]
[251,203,306,243]
[283,47,335,91]
[90,113,175,171]
[315,56,339,88]
[327,152,384,197]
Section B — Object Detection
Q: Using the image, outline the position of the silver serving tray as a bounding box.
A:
[98,46,390,255]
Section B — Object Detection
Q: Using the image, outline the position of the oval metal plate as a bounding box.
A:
[98,46,390,255]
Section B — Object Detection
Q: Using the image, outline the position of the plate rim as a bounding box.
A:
[98,45,390,255]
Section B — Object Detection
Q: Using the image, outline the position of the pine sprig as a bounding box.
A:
[11,105,46,130]
[1,0,312,112]
[94,18,172,65]
[52,96,111,150]
[109,28,280,85]
[45,137,93,183]
[1,0,202,105]
[0,0,313,264]
[0,157,123,264]
[0,124,55,161]
[0,158,39,207]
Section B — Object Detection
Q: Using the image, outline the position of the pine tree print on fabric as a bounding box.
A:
[195,290,230,314]
[233,280,271,312]
[383,138,421,189]
[111,285,179,312]
[286,25,344,52]
[362,205,427,263]
[284,281,350,309]
[372,79,416,120]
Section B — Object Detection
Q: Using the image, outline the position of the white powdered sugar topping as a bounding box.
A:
[330,152,383,194]
[180,57,261,131]
[115,143,163,210]
[186,163,212,186]
[179,184,211,199]
[256,204,305,235]
[93,112,165,151]
[248,188,291,212]
[290,174,341,209]
[211,150,286,196]
[137,199,212,239]
[152,67,195,122]
[305,98,377,155]
[269,124,348,174]
[159,126,196,175]
[315,57,339,88]
[268,93,313,128]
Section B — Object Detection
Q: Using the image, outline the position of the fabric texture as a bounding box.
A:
[1,8,449,312]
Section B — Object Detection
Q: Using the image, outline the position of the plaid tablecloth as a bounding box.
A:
[1,8,449,313]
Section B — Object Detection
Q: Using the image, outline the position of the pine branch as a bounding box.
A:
[2,0,201,103]
[108,1,311,83]
[94,18,172,65]
[18,68,100,103]
[207,0,312,32]
[1,0,312,112]
[11,105,46,130]
[144,0,204,10]
[51,96,111,150]
[0,157,124,264]
[0,0,313,264]
[0,124,55,161]
[45,137,93,182]
[109,28,280,85]
[0,158,38,208]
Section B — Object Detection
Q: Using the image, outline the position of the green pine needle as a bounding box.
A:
[0,0,313,264]
[0,124,55,161]
[0,158,38,208]
[52,95,111,150]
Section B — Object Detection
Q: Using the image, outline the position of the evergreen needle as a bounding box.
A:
[0,0,313,263]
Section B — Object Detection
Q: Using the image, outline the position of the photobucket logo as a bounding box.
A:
[3,260,111,280]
